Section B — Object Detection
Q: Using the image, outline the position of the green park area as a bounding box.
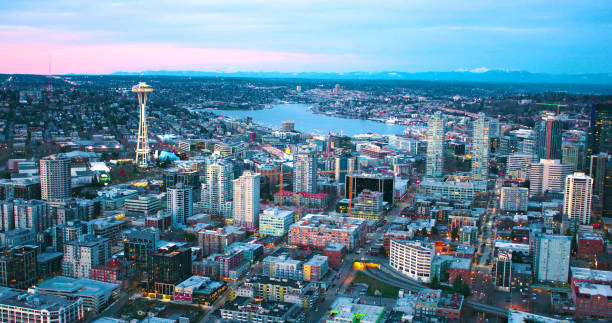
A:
[352,271,400,298]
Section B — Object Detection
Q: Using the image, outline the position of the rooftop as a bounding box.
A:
[221,297,299,318]
[328,297,385,323]
[575,282,612,297]
[571,267,612,283]
[508,309,571,323]
[305,255,328,267]
[0,287,79,312]
[36,276,118,297]
[577,231,604,241]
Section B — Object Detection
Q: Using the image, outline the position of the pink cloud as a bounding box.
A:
[0,42,350,74]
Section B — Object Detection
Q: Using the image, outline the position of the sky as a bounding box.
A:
[0,0,610,75]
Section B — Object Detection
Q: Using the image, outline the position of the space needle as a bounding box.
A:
[132,82,153,168]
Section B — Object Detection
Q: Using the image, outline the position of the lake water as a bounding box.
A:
[208,103,406,136]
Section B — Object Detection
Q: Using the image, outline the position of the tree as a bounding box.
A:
[431,226,439,236]
[452,276,463,292]
[420,228,428,236]
[184,232,197,242]
[451,227,459,241]
[512,251,523,263]
[431,274,441,289]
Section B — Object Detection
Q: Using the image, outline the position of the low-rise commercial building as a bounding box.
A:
[35,276,119,313]
[0,288,84,323]
[289,214,366,251]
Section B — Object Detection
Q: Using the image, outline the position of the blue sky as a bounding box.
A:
[0,0,610,74]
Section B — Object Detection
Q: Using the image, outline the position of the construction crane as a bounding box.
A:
[261,167,361,207]
[536,102,569,115]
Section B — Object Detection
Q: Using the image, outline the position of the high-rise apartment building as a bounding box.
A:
[389,240,435,283]
[500,185,529,212]
[40,154,71,200]
[232,171,260,232]
[202,159,234,219]
[528,159,573,196]
[535,113,563,160]
[293,151,317,193]
[533,234,571,284]
[563,172,593,225]
[62,235,112,279]
[472,113,490,182]
[426,112,445,178]
[167,183,193,226]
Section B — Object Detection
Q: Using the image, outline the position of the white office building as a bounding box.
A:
[259,208,294,236]
[506,153,535,179]
[232,171,260,232]
[390,240,435,283]
[528,159,573,196]
[0,288,84,323]
[563,172,593,225]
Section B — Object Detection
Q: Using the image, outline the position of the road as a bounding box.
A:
[360,262,509,318]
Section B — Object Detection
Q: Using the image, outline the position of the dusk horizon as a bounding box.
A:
[1,1,611,75]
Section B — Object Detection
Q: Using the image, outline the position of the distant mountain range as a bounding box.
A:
[111,70,612,85]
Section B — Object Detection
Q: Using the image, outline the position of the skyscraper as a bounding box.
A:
[167,183,193,226]
[562,143,585,171]
[533,233,571,284]
[563,172,593,225]
[40,154,71,200]
[232,171,260,232]
[293,151,317,193]
[334,156,356,183]
[472,113,490,182]
[203,159,234,219]
[589,153,610,196]
[426,112,445,178]
[603,160,612,219]
[588,103,612,156]
[535,113,563,160]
